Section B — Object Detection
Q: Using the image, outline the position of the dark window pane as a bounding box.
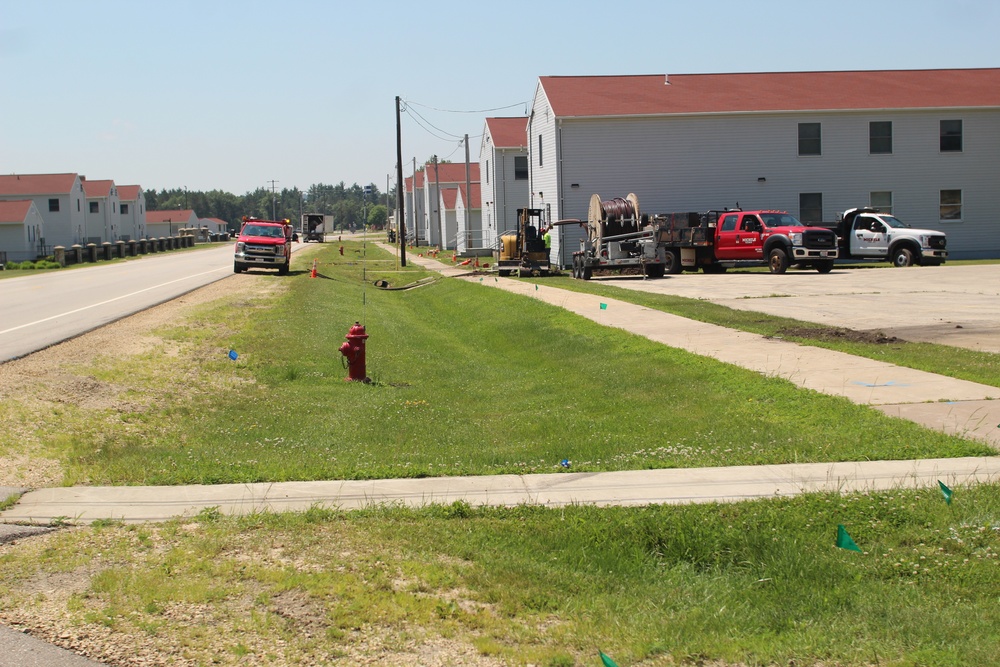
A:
[869,121,892,154]
[798,123,821,156]
[940,120,963,152]
[514,156,528,180]
[799,192,823,222]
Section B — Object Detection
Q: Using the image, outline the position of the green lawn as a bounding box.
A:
[5,240,985,487]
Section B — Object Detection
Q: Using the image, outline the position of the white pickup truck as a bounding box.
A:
[828,208,948,267]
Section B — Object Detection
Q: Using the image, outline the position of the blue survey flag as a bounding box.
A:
[938,480,953,505]
[228,349,238,360]
[836,524,862,552]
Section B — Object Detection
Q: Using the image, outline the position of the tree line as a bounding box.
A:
[146,182,394,232]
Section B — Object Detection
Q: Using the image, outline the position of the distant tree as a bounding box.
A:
[367,204,387,229]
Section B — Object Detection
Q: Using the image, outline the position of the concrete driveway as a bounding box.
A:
[599,264,1000,353]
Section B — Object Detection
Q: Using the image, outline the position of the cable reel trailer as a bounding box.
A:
[571,193,668,279]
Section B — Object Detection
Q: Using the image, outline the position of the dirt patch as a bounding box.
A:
[774,326,902,345]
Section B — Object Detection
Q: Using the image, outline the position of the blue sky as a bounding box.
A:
[1,0,997,196]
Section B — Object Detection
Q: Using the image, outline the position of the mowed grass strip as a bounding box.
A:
[528,273,1000,389]
[1,484,997,666]
[23,241,990,486]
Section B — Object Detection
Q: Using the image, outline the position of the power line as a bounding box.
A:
[404,99,529,114]
[404,105,466,140]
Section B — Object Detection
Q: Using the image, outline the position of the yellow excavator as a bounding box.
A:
[494,208,550,277]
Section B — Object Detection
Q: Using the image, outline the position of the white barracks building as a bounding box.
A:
[523,69,1000,267]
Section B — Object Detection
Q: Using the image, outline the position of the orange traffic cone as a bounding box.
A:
[474,257,480,267]
[310,259,317,278]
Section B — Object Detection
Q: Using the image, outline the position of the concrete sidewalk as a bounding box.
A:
[3,458,998,524]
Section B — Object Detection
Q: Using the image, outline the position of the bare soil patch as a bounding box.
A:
[774,326,902,345]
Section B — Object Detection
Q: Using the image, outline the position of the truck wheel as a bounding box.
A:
[892,247,914,267]
[645,263,665,278]
[233,263,244,273]
[664,249,682,275]
[814,260,834,274]
[768,248,789,274]
[278,263,290,276]
[582,266,592,281]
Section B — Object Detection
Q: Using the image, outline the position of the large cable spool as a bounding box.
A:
[588,193,641,247]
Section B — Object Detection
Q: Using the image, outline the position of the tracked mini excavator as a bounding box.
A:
[494,207,550,277]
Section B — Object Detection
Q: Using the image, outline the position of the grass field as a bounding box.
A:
[3,241,989,487]
[2,242,999,666]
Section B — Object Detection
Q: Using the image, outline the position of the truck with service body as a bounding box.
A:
[663,208,839,274]
[233,216,295,274]
[300,213,331,243]
[570,197,839,278]
[825,207,947,267]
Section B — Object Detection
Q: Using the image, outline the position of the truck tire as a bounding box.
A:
[233,263,245,273]
[278,262,290,276]
[892,247,914,267]
[814,260,834,274]
[572,256,581,279]
[582,265,592,281]
[768,248,789,274]
[645,263,665,278]
[664,249,682,275]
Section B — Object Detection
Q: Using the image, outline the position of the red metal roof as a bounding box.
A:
[117,185,142,200]
[440,187,459,209]
[0,173,78,196]
[485,117,528,148]
[83,179,114,198]
[424,162,480,184]
[0,200,34,223]
[457,183,481,209]
[146,209,196,223]
[538,69,1000,117]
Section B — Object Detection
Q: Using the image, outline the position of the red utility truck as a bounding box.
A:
[233,216,295,274]
[655,209,839,274]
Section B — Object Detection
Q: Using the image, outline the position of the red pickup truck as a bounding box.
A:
[657,209,840,274]
[233,216,294,274]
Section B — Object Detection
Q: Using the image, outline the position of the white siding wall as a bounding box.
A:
[119,190,146,241]
[0,178,86,250]
[479,131,495,249]
[0,203,45,261]
[548,108,1000,259]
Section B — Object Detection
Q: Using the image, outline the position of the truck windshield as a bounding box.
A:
[760,213,803,228]
[880,216,910,229]
[242,225,283,237]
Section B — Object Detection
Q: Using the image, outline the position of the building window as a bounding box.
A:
[940,189,962,221]
[538,135,543,166]
[869,121,892,154]
[48,198,60,212]
[514,156,528,180]
[870,191,892,213]
[77,199,81,212]
[799,193,823,222]
[121,203,129,215]
[940,120,963,152]
[798,123,821,156]
[113,202,117,213]
[90,201,99,214]
[485,160,489,184]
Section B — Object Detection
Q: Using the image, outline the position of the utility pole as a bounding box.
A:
[412,157,417,246]
[433,155,441,249]
[464,134,471,251]
[395,95,407,266]
[266,180,279,219]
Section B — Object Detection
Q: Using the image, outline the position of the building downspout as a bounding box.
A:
[557,121,565,269]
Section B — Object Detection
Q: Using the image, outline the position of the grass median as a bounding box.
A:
[2,241,988,487]
[523,273,1000,390]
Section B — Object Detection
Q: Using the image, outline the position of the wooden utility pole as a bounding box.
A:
[464,134,471,251]
[395,96,407,266]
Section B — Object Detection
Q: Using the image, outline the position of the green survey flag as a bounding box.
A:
[599,650,620,667]
[836,524,862,552]
[938,480,953,505]
[600,303,607,310]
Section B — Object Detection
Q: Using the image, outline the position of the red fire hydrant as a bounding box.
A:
[338,322,370,382]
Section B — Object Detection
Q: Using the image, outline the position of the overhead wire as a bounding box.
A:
[404,99,529,114]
